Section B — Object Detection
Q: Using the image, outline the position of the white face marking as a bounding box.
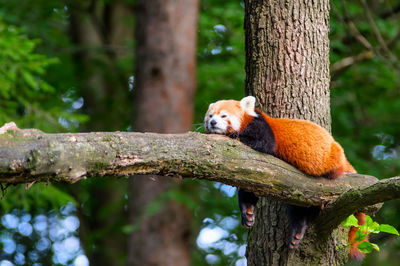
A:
[229,116,240,131]
[204,109,240,134]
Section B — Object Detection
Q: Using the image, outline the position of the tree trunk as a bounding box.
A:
[128,0,198,265]
[244,0,348,265]
[69,0,133,131]
[67,1,134,265]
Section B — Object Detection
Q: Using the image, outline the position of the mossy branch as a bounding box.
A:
[0,122,398,221]
[317,176,400,235]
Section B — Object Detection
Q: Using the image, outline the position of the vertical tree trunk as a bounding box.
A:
[128,0,198,265]
[69,0,133,131]
[244,0,331,128]
[244,0,348,265]
[67,1,134,265]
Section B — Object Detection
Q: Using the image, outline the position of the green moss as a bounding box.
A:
[26,149,40,169]
[219,146,240,159]
[93,161,109,170]
[0,130,25,141]
[149,141,158,148]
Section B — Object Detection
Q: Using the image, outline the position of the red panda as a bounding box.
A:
[204,96,366,259]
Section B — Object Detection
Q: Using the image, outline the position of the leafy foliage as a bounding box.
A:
[0,184,74,213]
[330,2,400,262]
[0,17,84,213]
[343,214,399,254]
[0,16,87,265]
[330,0,400,179]
[195,0,246,126]
[0,19,87,133]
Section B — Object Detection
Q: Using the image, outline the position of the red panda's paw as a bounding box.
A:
[241,205,255,228]
[288,227,307,249]
[238,189,258,228]
[287,205,311,249]
[288,217,308,249]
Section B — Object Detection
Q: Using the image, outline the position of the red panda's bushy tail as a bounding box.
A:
[344,159,357,173]
[348,212,367,261]
[344,160,367,260]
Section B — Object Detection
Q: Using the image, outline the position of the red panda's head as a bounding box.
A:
[204,96,258,135]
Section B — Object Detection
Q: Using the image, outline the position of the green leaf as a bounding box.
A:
[356,242,375,254]
[370,222,380,232]
[354,230,367,242]
[370,243,380,252]
[21,70,38,89]
[343,214,359,227]
[361,220,380,234]
[378,224,400,235]
[121,224,136,234]
[365,215,374,227]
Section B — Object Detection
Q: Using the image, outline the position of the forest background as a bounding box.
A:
[0,0,399,265]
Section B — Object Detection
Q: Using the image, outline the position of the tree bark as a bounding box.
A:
[244,0,347,265]
[244,0,331,130]
[128,0,198,265]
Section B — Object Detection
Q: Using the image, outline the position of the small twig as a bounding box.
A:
[360,0,400,69]
[388,31,400,49]
[331,50,374,74]
[337,0,374,50]
[0,183,10,199]
[25,181,36,190]
[331,0,400,77]
[379,3,400,19]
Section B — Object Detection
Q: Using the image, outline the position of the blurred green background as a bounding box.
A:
[0,0,399,265]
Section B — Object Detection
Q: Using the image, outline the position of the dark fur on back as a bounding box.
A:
[236,112,276,155]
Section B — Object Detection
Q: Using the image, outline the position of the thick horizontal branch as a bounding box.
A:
[0,124,381,208]
[317,176,400,234]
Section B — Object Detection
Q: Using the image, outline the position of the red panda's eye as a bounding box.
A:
[209,114,212,118]
[221,115,227,118]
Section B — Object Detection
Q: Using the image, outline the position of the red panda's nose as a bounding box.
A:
[210,120,217,127]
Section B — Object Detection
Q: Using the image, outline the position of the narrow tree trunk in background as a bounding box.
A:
[69,0,133,131]
[128,0,198,265]
[67,1,135,265]
[244,0,348,265]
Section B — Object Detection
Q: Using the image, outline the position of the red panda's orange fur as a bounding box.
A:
[209,100,366,259]
[259,110,353,178]
[258,109,366,259]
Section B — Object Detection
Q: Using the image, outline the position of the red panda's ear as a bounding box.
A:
[240,96,257,116]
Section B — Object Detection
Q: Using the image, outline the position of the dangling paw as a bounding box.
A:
[289,229,307,249]
[241,205,255,228]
